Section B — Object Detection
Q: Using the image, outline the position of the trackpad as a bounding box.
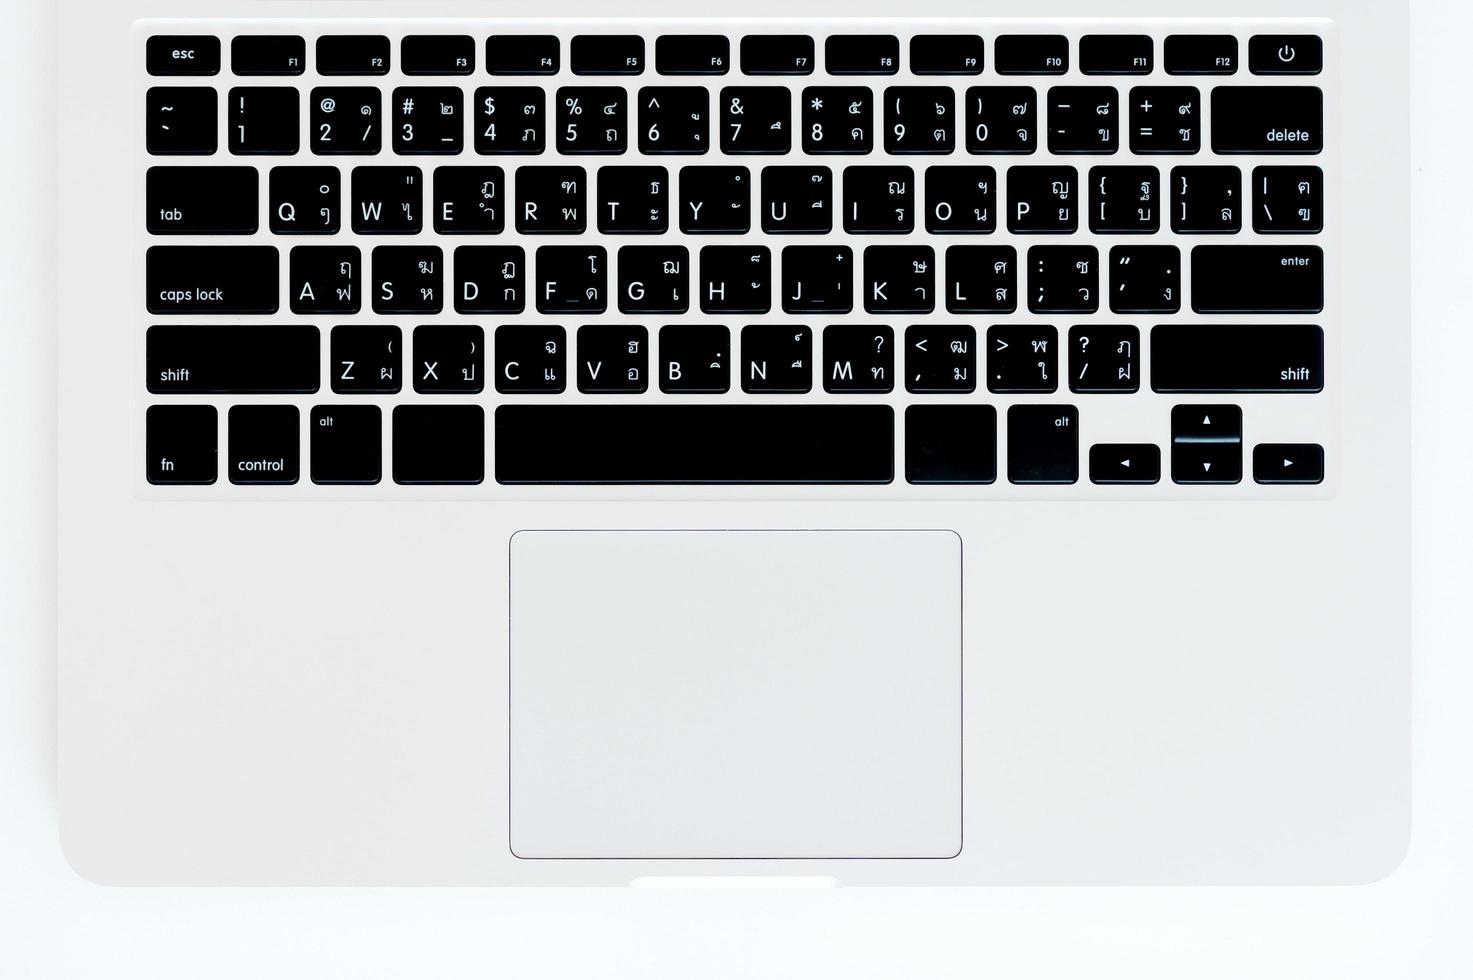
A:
[509,530,962,859]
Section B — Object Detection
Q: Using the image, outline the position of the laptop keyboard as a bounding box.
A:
[139,21,1331,493]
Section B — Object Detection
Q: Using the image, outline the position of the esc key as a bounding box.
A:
[147,35,221,75]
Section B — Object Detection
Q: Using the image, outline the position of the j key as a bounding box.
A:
[1088,165,1160,233]
[762,166,831,233]
[1047,86,1118,154]
[742,324,813,394]
[1253,444,1325,485]
[884,87,955,154]
[1109,244,1180,314]
[680,166,751,233]
[987,324,1057,393]
[232,36,305,76]
[516,166,586,233]
[371,245,443,314]
[146,405,217,485]
[823,324,895,394]
[1171,405,1242,485]
[146,246,278,314]
[270,166,340,233]
[1009,167,1078,233]
[1171,165,1241,233]
[1150,324,1324,393]
[656,35,730,75]
[536,245,607,314]
[1212,87,1323,154]
[1089,444,1160,485]
[1068,324,1139,394]
[782,246,853,314]
[572,35,645,75]
[433,166,504,233]
[827,35,899,75]
[905,325,976,393]
[994,35,1068,75]
[638,87,709,154]
[147,325,318,394]
[474,87,546,155]
[351,166,422,233]
[146,166,257,234]
[414,324,484,393]
[741,35,815,75]
[906,406,997,484]
[148,35,220,75]
[289,245,361,314]
[910,35,984,75]
[864,245,934,314]
[401,35,474,75]
[945,245,1017,313]
[1029,245,1099,314]
[964,87,1037,154]
[311,87,381,154]
[721,87,791,153]
[1079,35,1153,75]
[229,405,300,486]
[1249,35,1323,76]
[618,245,689,314]
[577,324,649,393]
[393,406,484,485]
[660,324,730,393]
[310,406,382,486]
[317,35,390,75]
[146,87,216,155]
[487,35,559,75]
[1007,405,1078,484]
[599,166,670,234]
[1129,86,1200,154]
[454,244,526,314]
[495,324,566,394]
[925,166,996,234]
[227,87,298,154]
[1165,35,1238,75]
[700,245,771,313]
[802,87,874,154]
[557,87,627,154]
[393,87,463,154]
[331,324,401,394]
[1253,166,1324,233]
[845,166,914,233]
[1191,246,1323,314]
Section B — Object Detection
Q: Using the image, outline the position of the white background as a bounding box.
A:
[3,1,1468,975]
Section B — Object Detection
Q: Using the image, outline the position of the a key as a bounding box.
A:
[433,166,504,233]
[618,245,689,313]
[1088,165,1160,233]
[228,87,299,154]
[1047,86,1118,154]
[146,166,257,234]
[571,35,645,75]
[802,87,874,154]
[1165,35,1238,75]
[1007,405,1078,484]
[454,244,526,314]
[1191,246,1323,313]
[557,87,627,154]
[310,405,382,485]
[679,166,751,233]
[1029,245,1098,313]
[146,324,318,394]
[864,245,934,314]
[827,35,899,75]
[700,245,771,313]
[944,245,1017,313]
[146,87,216,155]
[311,87,381,154]
[1068,324,1139,393]
[392,406,484,485]
[1212,87,1322,154]
[1079,35,1153,75]
[1109,244,1180,314]
[720,87,791,153]
[351,166,422,233]
[495,324,566,393]
[1253,444,1325,485]
[599,165,670,233]
[146,405,217,485]
[516,166,586,233]
[371,245,443,314]
[781,246,853,314]
[1253,166,1323,233]
[1249,35,1323,76]
[1128,86,1200,154]
[269,166,340,233]
[884,87,954,154]
[289,245,361,314]
[393,86,463,154]
[577,324,649,393]
[1150,324,1324,392]
[317,35,390,75]
[228,405,300,485]
[1090,444,1160,485]
[910,35,984,75]
[536,245,607,313]
[147,35,221,75]
[402,35,474,75]
[1171,165,1241,233]
[638,87,709,154]
[656,35,730,75]
[660,324,730,393]
[1008,166,1078,233]
[331,324,401,394]
[987,324,1057,393]
[905,406,996,484]
[823,324,894,393]
[487,35,559,75]
[741,35,814,75]
[1171,405,1242,485]
[231,36,305,76]
[994,35,1068,75]
[742,324,813,393]
[474,87,546,154]
[414,324,484,393]
[145,245,278,314]
[844,166,914,233]
[762,166,832,233]
[905,324,976,393]
[964,86,1037,154]
[925,166,996,234]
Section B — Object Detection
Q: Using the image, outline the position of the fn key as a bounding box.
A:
[147,405,217,484]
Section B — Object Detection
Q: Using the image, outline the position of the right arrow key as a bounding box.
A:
[1253,443,1326,485]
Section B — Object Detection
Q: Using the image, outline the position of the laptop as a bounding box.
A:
[55,0,1410,885]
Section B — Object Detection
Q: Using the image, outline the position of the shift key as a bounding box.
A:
[146,245,279,314]
[1191,245,1323,313]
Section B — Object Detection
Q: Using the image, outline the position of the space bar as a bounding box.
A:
[494,405,895,485]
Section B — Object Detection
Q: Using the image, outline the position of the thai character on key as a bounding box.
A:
[993,261,1008,275]
[995,287,1008,302]
[1298,181,1312,194]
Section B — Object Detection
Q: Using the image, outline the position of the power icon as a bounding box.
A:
[1278,45,1297,63]
[1250,34,1322,74]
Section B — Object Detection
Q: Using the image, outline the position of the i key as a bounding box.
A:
[414,324,483,393]
[742,324,813,394]
[1089,165,1160,233]
[474,87,546,154]
[229,87,299,154]
[864,245,934,314]
[599,166,670,234]
[824,324,895,393]
[988,324,1057,393]
[845,166,915,233]
[495,324,566,394]
[1068,325,1139,393]
[700,245,771,313]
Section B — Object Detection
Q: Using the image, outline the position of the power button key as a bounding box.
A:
[1249,35,1323,76]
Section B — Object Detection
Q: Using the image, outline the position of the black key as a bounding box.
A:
[1191,246,1323,314]
[657,35,730,75]
[148,35,220,75]
[945,245,1017,314]
[782,246,853,314]
[310,87,381,154]
[371,245,443,314]
[994,35,1068,75]
[801,86,873,154]
[905,325,975,393]
[228,86,299,154]
[401,35,474,75]
[864,245,933,314]
[310,405,382,485]
[1109,244,1180,314]
[146,246,277,314]
[884,87,955,154]
[987,324,1057,393]
[351,165,422,233]
[1079,35,1153,75]
[1211,87,1323,154]
[1253,444,1325,485]
[1047,86,1118,154]
[536,245,607,314]
[925,165,996,234]
[762,166,832,233]
[1150,324,1324,393]
[474,87,546,155]
[700,245,770,313]
[638,87,710,154]
[721,87,791,153]
[393,406,484,485]
[487,35,559,75]
[1249,35,1323,76]
[146,87,216,155]
[495,405,894,485]
[414,324,484,393]
[1090,444,1160,485]
[572,35,645,75]
[289,244,361,314]
[393,87,464,154]
[146,325,318,394]
[599,165,670,234]
[742,35,815,75]
[964,86,1037,154]
[1253,166,1323,234]
[618,245,688,313]
[146,166,257,233]
[680,166,751,233]
[556,87,627,154]
[433,166,504,233]
[229,405,299,485]
[910,35,984,75]
[823,325,894,393]
[1089,165,1160,233]
[1171,405,1242,485]
[906,406,997,484]
[494,324,566,394]
[1007,405,1078,484]
[1171,165,1241,234]
[742,324,812,394]
[232,35,304,76]
[146,405,216,484]
[317,35,390,75]
[516,166,586,233]
[577,324,649,393]
[1008,166,1078,233]
[827,35,898,75]
[1129,86,1201,154]
[454,245,526,314]
[659,324,730,393]
[331,324,401,394]
[269,166,340,234]
[1068,325,1139,394]
[1029,245,1098,314]
[845,166,914,233]
[1164,35,1238,75]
